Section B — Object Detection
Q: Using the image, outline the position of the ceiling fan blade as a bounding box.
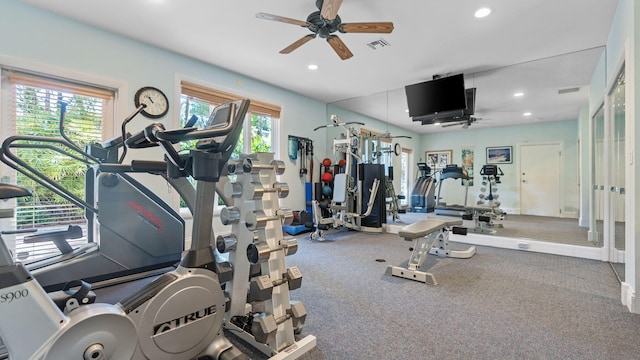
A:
[280,34,317,54]
[256,12,310,27]
[321,0,343,21]
[327,35,353,60]
[340,22,394,34]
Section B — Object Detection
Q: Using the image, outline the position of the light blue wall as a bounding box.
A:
[421,120,579,216]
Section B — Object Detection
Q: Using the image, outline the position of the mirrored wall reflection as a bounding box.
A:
[591,104,605,247]
[328,48,607,247]
[609,68,625,261]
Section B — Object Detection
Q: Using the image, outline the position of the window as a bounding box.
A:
[1,70,114,260]
[180,81,279,157]
[400,148,412,205]
[179,80,280,208]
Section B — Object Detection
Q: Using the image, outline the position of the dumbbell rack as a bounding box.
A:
[219,152,316,359]
[477,171,505,229]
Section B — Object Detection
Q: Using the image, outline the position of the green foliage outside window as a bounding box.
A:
[178,95,273,208]
[13,86,103,227]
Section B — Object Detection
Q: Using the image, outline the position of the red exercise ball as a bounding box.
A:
[322,158,332,167]
[321,172,333,182]
[338,159,346,167]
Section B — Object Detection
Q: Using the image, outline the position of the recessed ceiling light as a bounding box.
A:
[434,122,441,126]
[405,109,409,113]
[475,7,491,18]
[308,64,318,70]
[514,92,524,97]
[523,112,532,116]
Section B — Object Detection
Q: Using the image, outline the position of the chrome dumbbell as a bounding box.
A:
[242,158,285,175]
[246,237,298,264]
[215,233,237,253]
[245,209,294,231]
[224,182,243,198]
[245,182,289,200]
[220,206,241,225]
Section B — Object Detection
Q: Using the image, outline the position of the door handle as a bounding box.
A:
[610,186,625,194]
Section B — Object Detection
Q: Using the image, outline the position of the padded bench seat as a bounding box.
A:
[399,219,463,240]
[466,204,497,212]
[387,218,474,285]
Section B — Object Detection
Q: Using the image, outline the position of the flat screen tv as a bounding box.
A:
[405,74,467,118]
[416,87,476,124]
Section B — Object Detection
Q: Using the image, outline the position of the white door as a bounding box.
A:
[519,143,561,216]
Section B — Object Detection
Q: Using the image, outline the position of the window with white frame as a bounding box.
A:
[179,80,280,207]
[180,81,279,156]
[0,69,114,261]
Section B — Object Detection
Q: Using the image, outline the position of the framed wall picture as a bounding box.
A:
[425,150,453,170]
[486,146,513,164]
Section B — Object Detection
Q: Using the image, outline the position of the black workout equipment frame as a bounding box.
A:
[0,103,185,291]
[0,99,252,360]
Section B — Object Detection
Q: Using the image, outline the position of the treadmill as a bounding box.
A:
[434,164,470,217]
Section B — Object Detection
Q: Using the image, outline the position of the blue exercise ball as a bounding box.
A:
[322,185,332,196]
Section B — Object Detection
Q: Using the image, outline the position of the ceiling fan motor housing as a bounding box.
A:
[307,11,341,38]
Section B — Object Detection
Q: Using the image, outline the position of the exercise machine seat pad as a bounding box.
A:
[333,173,348,203]
[399,219,463,240]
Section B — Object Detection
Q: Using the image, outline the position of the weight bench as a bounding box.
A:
[465,204,502,234]
[385,218,475,285]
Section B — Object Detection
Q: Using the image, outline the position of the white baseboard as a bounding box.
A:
[385,223,603,261]
[621,282,636,313]
[449,232,603,260]
[561,211,579,219]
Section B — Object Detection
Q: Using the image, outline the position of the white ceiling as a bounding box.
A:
[21,0,617,134]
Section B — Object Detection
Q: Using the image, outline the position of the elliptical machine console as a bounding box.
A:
[0,99,250,360]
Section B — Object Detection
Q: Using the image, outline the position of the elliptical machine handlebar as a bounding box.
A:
[98,160,168,174]
[123,99,250,177]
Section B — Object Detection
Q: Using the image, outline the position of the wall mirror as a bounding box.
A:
[328,47,607,248]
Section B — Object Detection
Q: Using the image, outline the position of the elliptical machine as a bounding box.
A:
[410,162,436,213]
[1,103,185,291]
[0,99,251,359]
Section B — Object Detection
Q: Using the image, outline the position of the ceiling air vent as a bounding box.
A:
[367,38,390,50]
[558,87,580,94]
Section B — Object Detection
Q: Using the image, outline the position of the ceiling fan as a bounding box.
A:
[256,0,394,60]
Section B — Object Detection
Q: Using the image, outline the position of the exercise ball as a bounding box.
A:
[322,185,333,196]
[321,172,333,182]
[338,159,346,167]
[322,158,332,167]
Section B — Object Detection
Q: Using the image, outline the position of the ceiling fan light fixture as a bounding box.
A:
[475,7,492,18]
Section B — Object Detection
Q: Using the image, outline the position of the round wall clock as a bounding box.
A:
[134,86,169,119]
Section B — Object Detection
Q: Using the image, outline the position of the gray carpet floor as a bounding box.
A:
[230,229,640,360]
